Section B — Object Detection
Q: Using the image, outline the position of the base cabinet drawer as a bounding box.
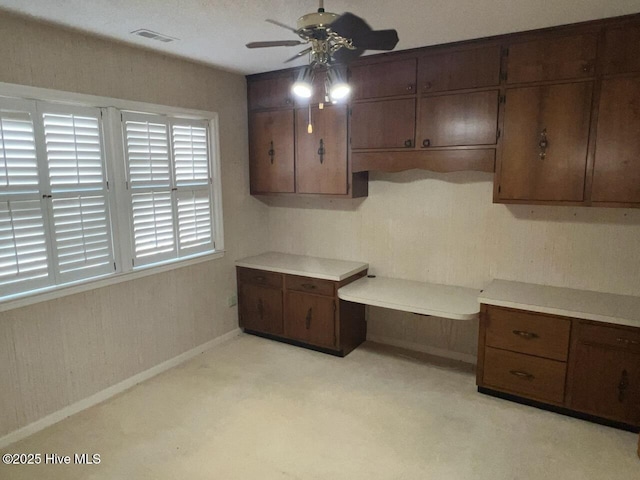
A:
[485,306,571,361]
[483,347,567,404]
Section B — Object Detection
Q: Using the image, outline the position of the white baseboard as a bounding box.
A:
[367,334,477,365]
[0,328,241,450]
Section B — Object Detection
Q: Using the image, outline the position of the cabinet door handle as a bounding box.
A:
[268,141,275,164]
[404,139,413,148]
[618,369,629,402]
[305,307,313,330]
[509,370,535,380]
[538,128,549,160]
[257,298,264,320]
[317,138,325,164]
[406,84,414,92]
[513,330,539,340]
[301,283,317,290]
[423,81,432,91]
[422,139,431,148]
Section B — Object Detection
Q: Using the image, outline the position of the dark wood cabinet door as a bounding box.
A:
[285,291,336,348]
[349,58,417,100]
[602,24,640,75]
[418,45,501,93]
[249,110,295,193]
[239,283,283,335]
[569,344,640,425]
[351,99,416,150]
[417,90,499,147]
[498,82,593,201]
[295,105,348,194]
[592,76,640,204]
[506,34,597,84]
[247,75,293,110]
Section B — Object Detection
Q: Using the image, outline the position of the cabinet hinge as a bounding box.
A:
[501,47,510,57]
[496,129,501,140]
[499,95,506,104]
[498,185,501,194]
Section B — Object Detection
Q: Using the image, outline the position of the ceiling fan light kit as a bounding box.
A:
[247,0,399,123]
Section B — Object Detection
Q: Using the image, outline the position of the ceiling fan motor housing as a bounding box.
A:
[296,12,338,31]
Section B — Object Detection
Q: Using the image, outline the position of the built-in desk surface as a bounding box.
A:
[338,276,480,320]
[479,279,640,329]
[236,252,368,282]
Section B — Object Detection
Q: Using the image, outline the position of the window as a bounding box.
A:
[122,114,215,267]
[0,86,223,306]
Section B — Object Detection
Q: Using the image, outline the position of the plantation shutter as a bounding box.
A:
[122,113,176,265]
[40,104,115,283]
[0,99,51,296]
[171,121,214,255]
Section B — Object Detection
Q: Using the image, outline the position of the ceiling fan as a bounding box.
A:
[246,0,400,66]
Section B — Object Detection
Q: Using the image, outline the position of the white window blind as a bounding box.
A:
[172,121,213,255]
[123,113,215,267]
[0,99,51,296]
[0,84,223,306]
[40,104,115,283]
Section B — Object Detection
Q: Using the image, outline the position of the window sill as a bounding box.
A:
[0,250,225,313]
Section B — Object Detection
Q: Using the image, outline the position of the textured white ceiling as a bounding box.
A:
[1,0,639,75]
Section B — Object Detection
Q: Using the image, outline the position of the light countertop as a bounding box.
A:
[338,276,480,320]
[235,252,368,282]
[479,279,640,329]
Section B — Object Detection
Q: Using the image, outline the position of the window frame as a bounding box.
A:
[0,82,225,312]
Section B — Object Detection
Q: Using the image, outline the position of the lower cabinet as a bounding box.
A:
[477,305,640,431]
[567,321,640,426]
[237,267,367,356]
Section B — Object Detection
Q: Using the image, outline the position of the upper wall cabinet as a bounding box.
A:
[417,45,501,93]
[591,75,640,204]
[505,33,597,84]
[247,71,367,198]
[497,82,593,202]
[601,24,640,75]
[249,109,295,194]
[351,98,416,149]
[349,58,417,100]
[247,73,294,110]
[417,90,499,148]
[295,105,348,195]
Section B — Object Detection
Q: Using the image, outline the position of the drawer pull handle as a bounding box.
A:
[513,330,539,340]
[254,276,266,283]
[509,370,535,380]
[268,141,275,164]
[616,337,639,345]
[305,307,313,330]
[301,283,317,290]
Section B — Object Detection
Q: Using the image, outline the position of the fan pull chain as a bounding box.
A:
[308,104,313,134]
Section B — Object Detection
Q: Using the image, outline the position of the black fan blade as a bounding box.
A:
[246,40,304,48]
[330,12,399,51]
[355,29,399,51]
[329,12,371,39]
[331,47,364,64]
[266,19,298,33]
[285,47,312,63]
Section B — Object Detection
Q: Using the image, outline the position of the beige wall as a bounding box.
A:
[0,12,268,437]
[266,170,640,360]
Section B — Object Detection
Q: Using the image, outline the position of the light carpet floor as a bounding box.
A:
[1,333,638,479]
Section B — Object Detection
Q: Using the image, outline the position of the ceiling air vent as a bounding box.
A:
[131,29,178,43]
